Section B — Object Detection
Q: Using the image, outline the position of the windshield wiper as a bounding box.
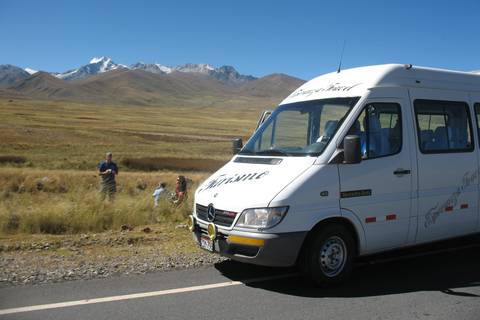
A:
[239,149,256,155]
[255,149,291,156]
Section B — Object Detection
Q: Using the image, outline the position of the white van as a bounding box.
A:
[188,64,480,287]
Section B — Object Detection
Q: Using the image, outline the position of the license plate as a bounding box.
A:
[200,237,214,252]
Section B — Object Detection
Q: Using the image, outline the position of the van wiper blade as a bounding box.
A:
[256,149,291,156]
[239,149,256,155]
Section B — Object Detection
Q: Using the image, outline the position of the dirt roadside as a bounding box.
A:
[0,223,227,288]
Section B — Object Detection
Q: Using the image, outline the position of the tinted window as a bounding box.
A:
[415,100,473,153]
[348,103,402,159]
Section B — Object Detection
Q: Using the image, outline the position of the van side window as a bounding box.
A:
[348,103,401,159]
[474,103,480,146]
[414,100,473,153]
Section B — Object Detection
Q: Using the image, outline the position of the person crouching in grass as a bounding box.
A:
[153,181,172,207]
[173,175,187,204]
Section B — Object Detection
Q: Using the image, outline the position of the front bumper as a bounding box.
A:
[190,217,307,267]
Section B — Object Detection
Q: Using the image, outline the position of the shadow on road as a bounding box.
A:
[214,234,480,298]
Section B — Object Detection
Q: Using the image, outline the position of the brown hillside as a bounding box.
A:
[4,69,305,109]
[240,73,305,98]
[6,72,79,98]
[0,88,30,100]
[76,69,238,106]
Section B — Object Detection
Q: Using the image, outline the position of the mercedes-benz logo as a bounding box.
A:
[206,203,216,222]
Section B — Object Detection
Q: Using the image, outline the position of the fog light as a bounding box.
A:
[187,215,195,232]
[207,223,217,240]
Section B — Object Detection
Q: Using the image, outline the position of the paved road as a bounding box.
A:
[1,235,479,319]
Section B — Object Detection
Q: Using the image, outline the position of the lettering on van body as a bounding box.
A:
[286,83,362,100]
[424,170,478,228]
[198,171,269,193]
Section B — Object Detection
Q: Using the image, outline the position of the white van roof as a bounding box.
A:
[281,64,480,104]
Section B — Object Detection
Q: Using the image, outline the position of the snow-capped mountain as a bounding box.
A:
[0,58,258,88]
[50,57,257,87]
[53,57,127,82]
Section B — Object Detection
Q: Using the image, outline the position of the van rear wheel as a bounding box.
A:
[299,224,355,288]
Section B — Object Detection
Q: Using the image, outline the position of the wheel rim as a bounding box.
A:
[319,236,346,277]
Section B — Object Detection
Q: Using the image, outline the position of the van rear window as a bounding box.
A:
[414,100,473,153]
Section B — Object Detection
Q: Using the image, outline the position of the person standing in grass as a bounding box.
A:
[153,181,172,207]
[98,152,118,201]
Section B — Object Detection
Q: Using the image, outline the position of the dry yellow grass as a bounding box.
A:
[0,98,271,235]
[0,98,261,170]
[0,168,210,234]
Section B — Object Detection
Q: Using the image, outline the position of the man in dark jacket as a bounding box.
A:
[98,152,118,201]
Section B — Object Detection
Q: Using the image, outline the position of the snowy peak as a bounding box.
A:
[89,57,126,73]
[173,63,216,74]
[90,57,105,64]
[129,62,219,75]
[129,62,171,74]
[25,68,38,75]
[55,57,127,81]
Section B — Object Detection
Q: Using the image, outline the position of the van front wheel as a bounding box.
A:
[299,224,355,287]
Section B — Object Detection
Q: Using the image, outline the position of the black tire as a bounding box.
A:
[299,223,355,288]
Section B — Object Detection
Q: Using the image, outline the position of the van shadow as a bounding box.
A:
[214,235,480,298]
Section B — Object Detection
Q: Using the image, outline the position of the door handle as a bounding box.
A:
[394,170,411,175]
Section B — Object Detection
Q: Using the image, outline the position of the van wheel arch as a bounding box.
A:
[298,218,358,287]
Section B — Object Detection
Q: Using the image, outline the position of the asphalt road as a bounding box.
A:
[1,234,479,320]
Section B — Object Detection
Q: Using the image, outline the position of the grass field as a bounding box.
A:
[0,98,267,235]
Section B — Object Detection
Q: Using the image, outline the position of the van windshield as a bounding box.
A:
[240,97,359,157]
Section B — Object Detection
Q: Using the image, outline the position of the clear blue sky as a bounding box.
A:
[1,0,479,81]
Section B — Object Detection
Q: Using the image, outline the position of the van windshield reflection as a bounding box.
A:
[240,98,359,157]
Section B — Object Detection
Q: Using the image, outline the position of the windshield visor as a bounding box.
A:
[241,98,359,157]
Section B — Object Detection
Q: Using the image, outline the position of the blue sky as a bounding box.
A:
[1,0,479,81]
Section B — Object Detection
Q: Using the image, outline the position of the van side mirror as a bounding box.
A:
[233,138,243,155]
[344,135,361,164]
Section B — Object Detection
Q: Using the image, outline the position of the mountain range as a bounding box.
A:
[1,57,258,87]
[0,58,306,109]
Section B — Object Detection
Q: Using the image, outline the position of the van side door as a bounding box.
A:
[338,97,416,252]
[412,90,478,243]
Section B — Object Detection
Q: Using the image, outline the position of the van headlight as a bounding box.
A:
[236,207,289,229]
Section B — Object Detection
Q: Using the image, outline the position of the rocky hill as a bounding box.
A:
[0,65,31,88]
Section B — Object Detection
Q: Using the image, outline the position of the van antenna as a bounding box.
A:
[337,40,346,73]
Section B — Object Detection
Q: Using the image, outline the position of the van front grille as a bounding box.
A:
[196,204,237,227]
